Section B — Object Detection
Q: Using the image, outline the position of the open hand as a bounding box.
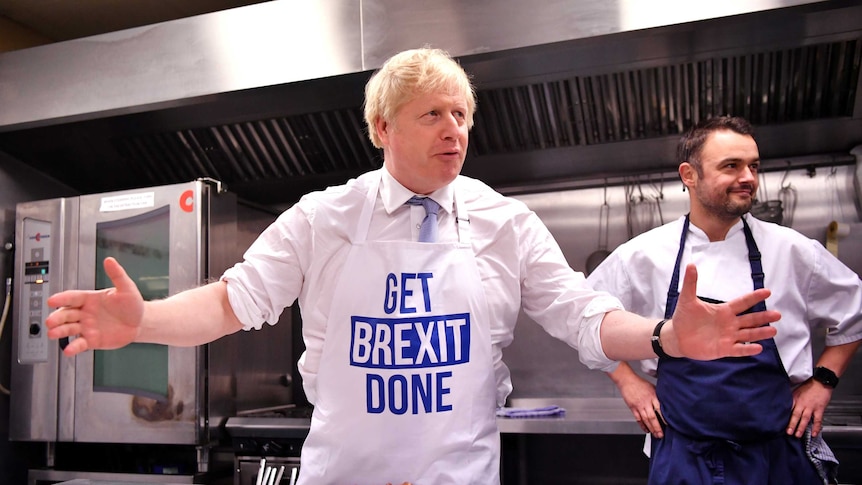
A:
[670,264,780,360]
[45,257,144,356]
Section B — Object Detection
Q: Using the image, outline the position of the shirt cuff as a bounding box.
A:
[578,295,624,372]
[221,268,266,331]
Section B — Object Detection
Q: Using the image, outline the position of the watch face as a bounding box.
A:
[814,367,839,388]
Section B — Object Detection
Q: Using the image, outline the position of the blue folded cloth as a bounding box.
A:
[495,405,566,418]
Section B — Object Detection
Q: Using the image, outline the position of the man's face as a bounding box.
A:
[376,90,470,195]
[685,130,760,221]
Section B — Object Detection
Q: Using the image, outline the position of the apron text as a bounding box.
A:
[384,272,433,314]
[365,371,453,414]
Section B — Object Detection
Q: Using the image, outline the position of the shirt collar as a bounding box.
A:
[687,216,746,242]
[380,166,455,215]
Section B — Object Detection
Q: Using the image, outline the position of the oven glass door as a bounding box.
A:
[92,206,170,401]
[72,182,205,444]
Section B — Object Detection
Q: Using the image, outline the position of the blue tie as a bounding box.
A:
[406,196,440,242]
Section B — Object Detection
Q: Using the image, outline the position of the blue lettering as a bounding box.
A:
[416,272,433,312]
[388,374,408,415]
[364,372,454,415]
[399,273,417,314]
[383,273,398,314]
[436,371,452,412]
[366,374,385,413]
[383,272,435,314]
[412,373,432,414]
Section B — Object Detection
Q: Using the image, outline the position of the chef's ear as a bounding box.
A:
[679,162,697,190]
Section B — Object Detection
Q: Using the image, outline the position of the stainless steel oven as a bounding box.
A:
[10,180,296,477]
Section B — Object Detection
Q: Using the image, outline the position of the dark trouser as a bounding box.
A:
[648,425,822,485]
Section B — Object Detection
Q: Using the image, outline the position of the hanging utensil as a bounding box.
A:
[777,162,797,227]
[827,166,845,223]
[586,180,612,275]
[647,173,665,228]
[626,175,657,237]
[625,177,635,238]
[751,169,784,224]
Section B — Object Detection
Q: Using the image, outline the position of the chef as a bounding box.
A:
[590,116,862,485]
[46,49,780,485]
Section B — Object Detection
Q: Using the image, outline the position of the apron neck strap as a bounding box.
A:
[453,191,470,245]
[664,215,765,318]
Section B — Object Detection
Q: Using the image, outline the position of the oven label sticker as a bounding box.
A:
[100,192,155,212]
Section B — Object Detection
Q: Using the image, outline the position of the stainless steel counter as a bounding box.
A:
[224,397,644,439]
[30,470,196,485]
[224,396,862,439]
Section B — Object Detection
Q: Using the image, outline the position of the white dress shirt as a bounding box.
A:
[587,214,862,384]
[222,167,623,405]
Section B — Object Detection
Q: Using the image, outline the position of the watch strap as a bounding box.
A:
[651,319,671,359]
[813,366,839,388]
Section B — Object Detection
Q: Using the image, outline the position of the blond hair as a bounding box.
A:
[363,47,476,148]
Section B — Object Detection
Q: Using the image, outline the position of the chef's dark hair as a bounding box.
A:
[678,116,756,174]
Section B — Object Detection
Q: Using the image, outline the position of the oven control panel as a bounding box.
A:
[18,218,51,364]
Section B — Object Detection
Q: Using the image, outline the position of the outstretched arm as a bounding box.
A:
[45,257,244,356]
[600,264,780,361]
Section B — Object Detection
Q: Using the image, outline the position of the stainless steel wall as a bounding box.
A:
[503,160,862,402]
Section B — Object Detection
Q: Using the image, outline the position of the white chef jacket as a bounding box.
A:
[587,214,862,384]
[222,167,624,406]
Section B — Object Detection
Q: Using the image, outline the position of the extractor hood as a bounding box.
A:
[0,0,860,206]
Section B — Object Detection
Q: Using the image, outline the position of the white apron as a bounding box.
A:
[297,174,500,485]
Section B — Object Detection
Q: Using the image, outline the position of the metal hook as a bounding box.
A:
[648,173,664,201]
[780,161,792,189]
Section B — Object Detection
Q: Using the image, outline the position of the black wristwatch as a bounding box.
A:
[812,366,840,388]
[651,319,671,359]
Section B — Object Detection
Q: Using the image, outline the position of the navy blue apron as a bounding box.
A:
[648,215,820,485]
